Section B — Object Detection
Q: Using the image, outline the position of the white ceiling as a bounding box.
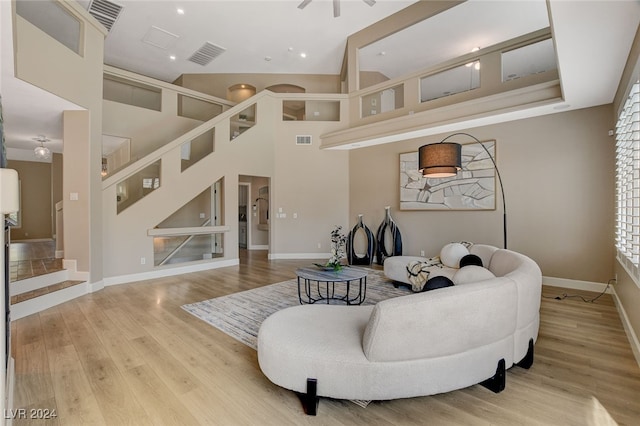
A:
[1,0,639,160]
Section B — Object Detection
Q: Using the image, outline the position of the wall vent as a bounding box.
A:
[87,0,123,32]
[188,42,226,66]
[296,135,312,145]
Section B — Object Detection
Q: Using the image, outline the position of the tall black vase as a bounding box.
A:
[347,214,375,266]
[375,206,403,265]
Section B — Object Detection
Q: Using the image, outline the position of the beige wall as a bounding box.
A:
[7,160,52,240]
[350,105,615,283]
[175,73,341,100]
[14,4,106,279]
[103,96,203,162]
[102,93,349,277]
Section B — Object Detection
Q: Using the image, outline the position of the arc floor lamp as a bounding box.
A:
[418,132,507,249]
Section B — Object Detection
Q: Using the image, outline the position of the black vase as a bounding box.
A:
[347,215,375,266]
[375,206,403,265]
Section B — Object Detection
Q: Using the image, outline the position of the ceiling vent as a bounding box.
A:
[87,0,123,32]
[296,135,312,145]
[188,42,227,66]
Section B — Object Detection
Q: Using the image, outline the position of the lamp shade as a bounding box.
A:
[418,142,462,177]
[0,168,19,214]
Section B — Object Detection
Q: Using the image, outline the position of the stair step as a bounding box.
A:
[10,280,85,304]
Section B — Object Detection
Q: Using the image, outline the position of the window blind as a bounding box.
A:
[615,81,640,269]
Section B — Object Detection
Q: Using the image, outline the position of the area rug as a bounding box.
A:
[181,269,411,350]
[181,269,410,408]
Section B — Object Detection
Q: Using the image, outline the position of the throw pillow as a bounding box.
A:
[460,254,483,268]
[440,242,470,268]
[422,275,454,291]
[452,265,496,285]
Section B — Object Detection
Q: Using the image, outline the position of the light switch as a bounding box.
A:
[70,192,79,201]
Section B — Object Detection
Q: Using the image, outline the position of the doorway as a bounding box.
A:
[238,183,250,250]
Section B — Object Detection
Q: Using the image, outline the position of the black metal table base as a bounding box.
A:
[297,276,367,305]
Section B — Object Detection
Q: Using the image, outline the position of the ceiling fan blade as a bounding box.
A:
[298,0,312,10]
[363,0,376,6]
[333,0,340,17]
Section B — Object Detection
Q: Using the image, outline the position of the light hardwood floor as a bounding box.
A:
[9,251,640,425]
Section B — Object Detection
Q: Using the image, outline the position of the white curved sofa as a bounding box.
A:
[257,246,541,415]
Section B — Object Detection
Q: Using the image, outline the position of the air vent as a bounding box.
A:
[88,0,123,32]
[188,42,227,66]
[296,135,312,145]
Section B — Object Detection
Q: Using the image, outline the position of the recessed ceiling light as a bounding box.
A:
[300,52,307,58]
[169,55,176,61]
[177,8,185,15]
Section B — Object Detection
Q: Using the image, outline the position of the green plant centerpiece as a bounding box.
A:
[315,225,347,272]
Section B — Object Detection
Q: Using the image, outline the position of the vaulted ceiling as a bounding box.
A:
[1,0,639,159]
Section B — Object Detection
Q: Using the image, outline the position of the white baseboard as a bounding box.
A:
[103,258,239,286]
[11,282,89,320]
[55,250,64,259]
[88,280,104,293]
[610,287,640,368]
[542,276,612,293]
[62,259,89,281]
[248,245,269,250]
[268,252,329,260]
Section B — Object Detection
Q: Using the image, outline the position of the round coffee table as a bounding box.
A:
[295,267,368,305]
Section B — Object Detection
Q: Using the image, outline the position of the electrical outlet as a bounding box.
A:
[420,250,425,257]
[317,243,321,249]
[140,257,146,265]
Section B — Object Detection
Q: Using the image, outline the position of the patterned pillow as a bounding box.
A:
[406,257,443,292]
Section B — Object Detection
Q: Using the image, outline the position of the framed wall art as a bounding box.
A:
[399,140,496,210]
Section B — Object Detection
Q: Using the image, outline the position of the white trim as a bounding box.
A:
[11,282,89,320]
[88,280,104,293]
[62,258,90,281]
[542,276,612,293]
[103,258,239,286]
[55,250,64,259]
[610,286,640,368]
[268,252,330,260]
[5,356,15,426]
[616,251,640,290]
[10,238,53,243]
[9,269,69,296]
[249,245,269,250]
[147,225,230,237]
